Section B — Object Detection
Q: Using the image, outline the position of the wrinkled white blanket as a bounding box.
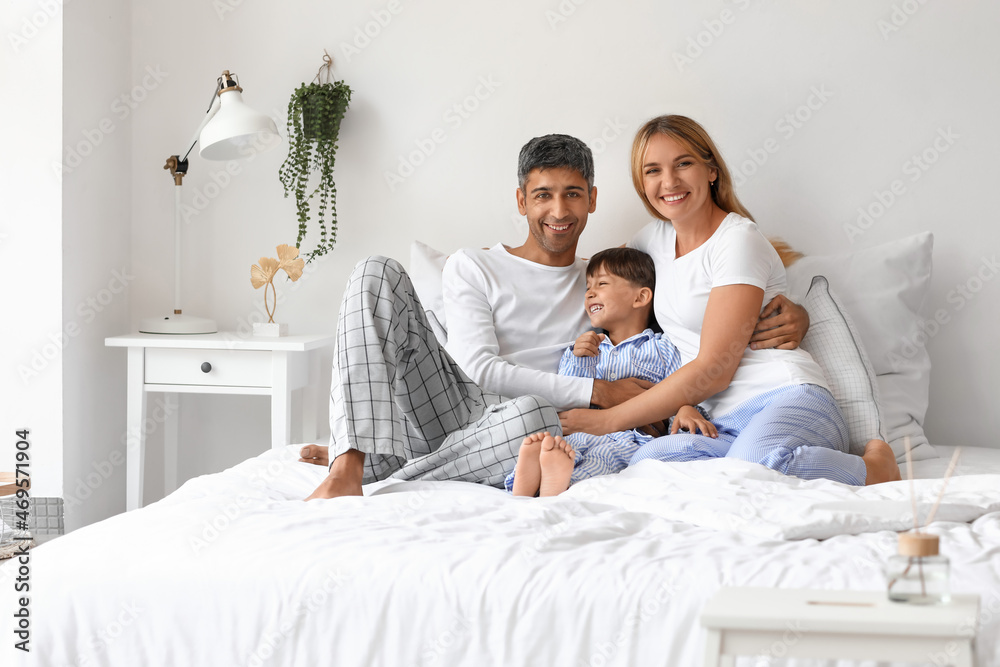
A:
[2,446,999,667]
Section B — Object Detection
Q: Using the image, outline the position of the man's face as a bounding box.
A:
[516,167,597,258]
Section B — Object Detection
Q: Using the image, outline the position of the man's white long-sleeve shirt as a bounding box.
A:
[442,244,593,410]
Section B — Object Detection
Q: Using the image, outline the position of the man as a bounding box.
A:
[304,134,807,499]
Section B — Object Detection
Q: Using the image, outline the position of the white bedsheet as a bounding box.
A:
[3,445,1000,666]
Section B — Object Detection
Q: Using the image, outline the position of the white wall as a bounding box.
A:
[21,0,996,520]
[61,0,132,530]
[0,2,64,499]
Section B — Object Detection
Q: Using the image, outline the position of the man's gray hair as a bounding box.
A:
[517,134,594,191]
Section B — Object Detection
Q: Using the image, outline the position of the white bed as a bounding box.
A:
[7,231,996,666]
[3,443,1000,666]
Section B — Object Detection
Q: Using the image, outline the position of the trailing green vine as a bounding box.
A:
[278,53,351,263]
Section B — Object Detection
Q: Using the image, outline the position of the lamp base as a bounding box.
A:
[139,314,218,335]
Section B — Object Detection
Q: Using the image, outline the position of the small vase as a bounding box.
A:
[886,532,950,604]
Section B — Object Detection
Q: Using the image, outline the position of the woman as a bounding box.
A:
[559,115,900,485]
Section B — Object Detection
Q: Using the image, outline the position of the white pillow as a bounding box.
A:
[409,241,449,345]
[786,232,935,462]
[800,275,885,457]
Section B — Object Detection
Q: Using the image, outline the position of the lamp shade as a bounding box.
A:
[199,87,279,161]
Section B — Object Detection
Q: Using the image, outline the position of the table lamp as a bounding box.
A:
[139,70,280,334]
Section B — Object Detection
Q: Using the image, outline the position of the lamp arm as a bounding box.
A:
[180,93,222,164]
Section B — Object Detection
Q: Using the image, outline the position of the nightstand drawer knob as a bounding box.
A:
[201,362,212,373]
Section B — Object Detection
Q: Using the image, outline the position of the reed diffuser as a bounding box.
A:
[886,441,961,605]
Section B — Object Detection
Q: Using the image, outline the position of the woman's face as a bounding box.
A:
[641,133,718,224]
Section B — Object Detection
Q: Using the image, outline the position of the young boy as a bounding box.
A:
[505,247,716,497]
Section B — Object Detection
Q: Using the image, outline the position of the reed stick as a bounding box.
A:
[904,436,918,531]
[923,448,963,527]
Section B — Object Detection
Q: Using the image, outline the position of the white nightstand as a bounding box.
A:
[701,587,979,667]
[106,332,335,510]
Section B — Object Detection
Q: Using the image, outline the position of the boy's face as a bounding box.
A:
[584,266,645,330]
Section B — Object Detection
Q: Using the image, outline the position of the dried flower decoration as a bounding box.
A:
[251,244,305,323]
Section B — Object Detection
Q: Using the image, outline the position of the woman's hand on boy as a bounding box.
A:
[559,408,615,437]
[670,405,718,438]
[750,295,809,350]
[573,331,606,357]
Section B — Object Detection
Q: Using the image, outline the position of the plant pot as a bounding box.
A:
[302,91,344,142]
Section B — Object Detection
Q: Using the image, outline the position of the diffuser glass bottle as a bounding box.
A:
[886,531,950,604]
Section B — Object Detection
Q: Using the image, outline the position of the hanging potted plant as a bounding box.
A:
[279,52,352,263]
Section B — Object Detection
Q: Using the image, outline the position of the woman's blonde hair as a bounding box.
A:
[630,115,754,223]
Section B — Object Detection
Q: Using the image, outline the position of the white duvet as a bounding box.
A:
[3,445,1000,667]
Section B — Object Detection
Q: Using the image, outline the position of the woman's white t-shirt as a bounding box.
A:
[631,212,828,418]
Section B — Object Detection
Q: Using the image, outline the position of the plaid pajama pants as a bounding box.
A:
[328,256,561,487]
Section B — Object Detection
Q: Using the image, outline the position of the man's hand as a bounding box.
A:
[590,377,653,409]
[750,295,809,350]
[670,405,717,437]
[573,331,605,357]
[559,408,615,437]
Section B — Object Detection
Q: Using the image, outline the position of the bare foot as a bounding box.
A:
[862,439,902,485]
[299,444,330,467]
[305,449,364,500]
[539,435,575,497]
[512,432,547,497]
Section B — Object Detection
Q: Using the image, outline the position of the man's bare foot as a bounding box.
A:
[862,439,902,485]
[305,449,365,500]
[299,444,330,467]
[512,432,547,497]
[539,435,575,497]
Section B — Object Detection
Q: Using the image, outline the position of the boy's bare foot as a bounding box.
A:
[862,439,902,485]
[299,444,330,467]
[539,435,575,497]
[512,432,547,497]
[305,449,365,500]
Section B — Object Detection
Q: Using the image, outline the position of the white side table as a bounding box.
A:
[106,332,335,510]
[701,587,978,667]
